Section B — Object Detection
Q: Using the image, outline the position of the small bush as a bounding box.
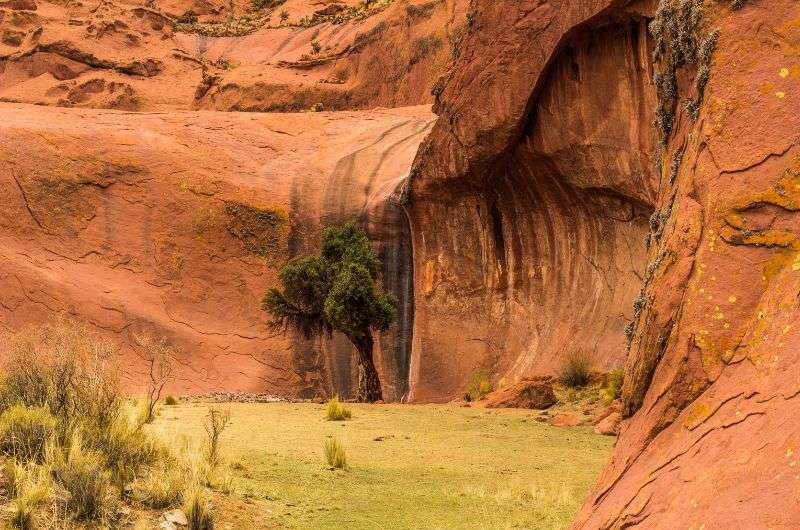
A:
[558,352,593,388]
[324,438,347,470]
[204,408,231,471]
[466,370,493,401]
[325,397,351,421]
[0,319,122,435]
[311,40,321,54]
[184,485,214,530]
[164,395,178,406]
[49,433,112,521]
[177,10,197,24]
[9,463,51,529]
[132,463,184,508]
[601,368,625,404]
[0,405,57,463]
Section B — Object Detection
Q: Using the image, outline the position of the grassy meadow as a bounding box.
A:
[149,401,613,530]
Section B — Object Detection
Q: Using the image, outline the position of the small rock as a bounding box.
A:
[484,377,557,410]
[551,412,581,427]
[163,509,188,526]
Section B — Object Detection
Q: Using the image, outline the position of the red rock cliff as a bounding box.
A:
[411,0,800,526]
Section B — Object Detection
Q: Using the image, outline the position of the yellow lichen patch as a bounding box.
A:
[776,92,787,99]
[762,250,798,286]
[728,296,737,303]
[683,401,713,430]
[780,68,790,78]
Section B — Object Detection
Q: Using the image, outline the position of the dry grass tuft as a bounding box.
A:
[325,396,352,421]
[324,437,348,470]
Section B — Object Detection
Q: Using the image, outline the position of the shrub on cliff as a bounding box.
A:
[263,223,397,402]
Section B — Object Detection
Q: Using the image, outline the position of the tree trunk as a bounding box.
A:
[352,332,382,403]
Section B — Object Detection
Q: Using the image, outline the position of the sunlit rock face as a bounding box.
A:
[0,103,433,400]
[406,0,800,527]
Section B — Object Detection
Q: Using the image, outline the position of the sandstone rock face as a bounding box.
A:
[0,0,465,111]
[574,1,800,527]
[407,0,656,401]
[483,377,557,410]
[408,0,800,526]
[593,412,620,437]
[0,103,433,399]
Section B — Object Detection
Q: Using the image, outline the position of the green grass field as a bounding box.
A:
[149,402,612,530]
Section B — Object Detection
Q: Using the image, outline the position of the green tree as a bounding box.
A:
[263,223,396,402]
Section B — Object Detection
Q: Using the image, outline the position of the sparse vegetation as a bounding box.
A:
[324,437,348,470]
[325,396,352,421]
[224,201,289,258]
[263,223,397,402]
[165,395,179,406]
[0,320,225,527]
[151,401,613,528]
[176,10,198,24]
[174,12,269,37]
[251,0,285,10]
[134,331,176,425]
[601,368,625,405]
[311,40,322,54]
[558,351,593,388]
[184,484,215,529]
[649,0,721,138]
[204,407,231,472]
[464,370,493,402]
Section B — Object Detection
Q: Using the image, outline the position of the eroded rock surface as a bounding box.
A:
[0,103,433,398]
[409,0,800,526]
[407,0,656,401]
[0,0,465,111]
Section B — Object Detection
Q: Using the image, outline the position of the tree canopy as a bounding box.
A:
[263,223,397,342]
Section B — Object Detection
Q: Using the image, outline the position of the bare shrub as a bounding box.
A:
[204,407,231,471]
[133,332,176,425]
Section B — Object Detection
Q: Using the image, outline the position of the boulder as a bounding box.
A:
[163,509,188,526]
[593,412,621,436]
[550,412,581,428]
[484,377,557,410]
